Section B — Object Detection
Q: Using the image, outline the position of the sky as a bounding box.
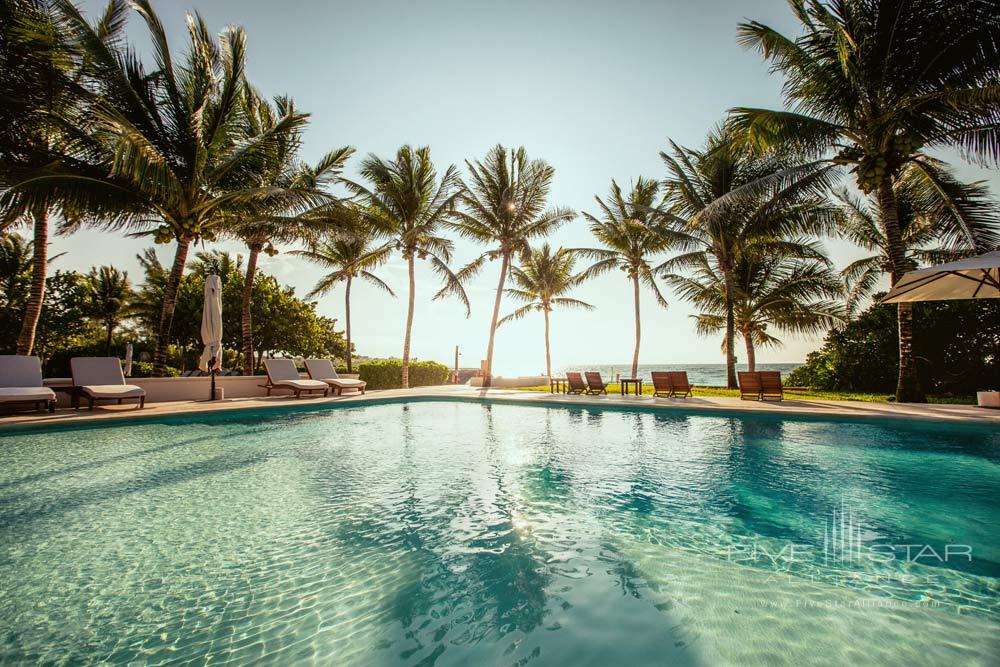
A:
[62,0,999,376]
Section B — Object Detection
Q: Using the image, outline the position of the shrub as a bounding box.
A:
[356,359,450,389]
[127,361,181,378]
[44,343,181,377]
[790,297,999,394]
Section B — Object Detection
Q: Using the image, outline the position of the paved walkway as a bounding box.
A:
[2,385,998,429]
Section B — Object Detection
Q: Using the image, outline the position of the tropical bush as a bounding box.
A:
[134,251,350,373]
[356,359,450,390]
[0,268,90,360]
[44,343,180,378]
[126,361,181,378]
[0,242,349,375]
[787,298,1000,395]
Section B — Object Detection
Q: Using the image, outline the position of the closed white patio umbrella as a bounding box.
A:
[198,274,223,400]
[882,250,1000,303]
[124,342,133,377]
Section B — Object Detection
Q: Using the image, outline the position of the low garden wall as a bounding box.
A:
[467,375,549,388]
[49,373,363,407]
[44,357,452,406]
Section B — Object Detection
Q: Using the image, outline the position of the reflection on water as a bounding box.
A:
[0,401,998,665]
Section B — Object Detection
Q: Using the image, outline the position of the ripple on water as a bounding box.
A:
[0,402,998,665]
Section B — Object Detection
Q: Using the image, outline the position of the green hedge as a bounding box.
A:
[356,359,450,390]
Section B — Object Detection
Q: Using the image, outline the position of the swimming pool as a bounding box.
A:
[1,399,997,665]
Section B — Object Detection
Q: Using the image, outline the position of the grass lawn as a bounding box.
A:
[509,384,975,405]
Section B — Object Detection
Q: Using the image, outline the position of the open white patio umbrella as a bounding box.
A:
[882,250,1000,303]
[198,274,223,400]
[883,250,1000,405]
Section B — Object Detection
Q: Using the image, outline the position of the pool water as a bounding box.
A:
[0,400,997,665]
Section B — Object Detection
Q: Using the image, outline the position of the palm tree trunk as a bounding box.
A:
[877,177,924,403]
[721,267,738,389]
[242,243,261,376]
[401,254,416,389]
[544,307,552,378]
[743,329,756,373]
[483,252,510,388]
[344,275,353,373]
[106,321,113,356]
[631,273,641,379]
[152,237,191,376]
[15,206,48,355]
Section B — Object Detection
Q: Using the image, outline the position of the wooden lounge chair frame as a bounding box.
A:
[78,394,146,410]
[565,372,587,395]
[651,371,672,398]
[738,371,762,400]
[584,372,608,395]
[260,382,328,398]
[759,371,784,401]
[667,371,692,398]
[0,398,56,413]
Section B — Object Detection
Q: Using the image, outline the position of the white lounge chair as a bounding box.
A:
[262,359,329,398]
[0,355,56,413]
[304,359,367,395]
[70,357,146,410]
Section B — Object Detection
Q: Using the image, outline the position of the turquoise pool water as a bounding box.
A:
[0,400,997,665]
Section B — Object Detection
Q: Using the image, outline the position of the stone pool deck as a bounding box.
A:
[1,385,999,429]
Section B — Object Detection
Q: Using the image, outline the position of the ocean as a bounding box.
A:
[556,363,802,386]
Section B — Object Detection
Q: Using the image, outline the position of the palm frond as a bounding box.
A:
[429,252,470,317]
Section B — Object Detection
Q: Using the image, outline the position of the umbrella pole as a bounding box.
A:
[210,356,217,401]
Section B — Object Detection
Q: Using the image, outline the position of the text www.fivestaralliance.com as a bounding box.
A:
[742,598,944,610]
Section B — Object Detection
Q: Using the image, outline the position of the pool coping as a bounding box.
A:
[1,385,999,432]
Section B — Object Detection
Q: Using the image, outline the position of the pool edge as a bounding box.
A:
[2,387,999,434]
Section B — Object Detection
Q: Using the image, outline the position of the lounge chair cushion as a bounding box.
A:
[304,358,338,378]
[264,359,307,381]
[80,384,146,399]
[0,387,56,402]
[71,357,127,386]
[324,378,366,387]
[272,378,329,391]
[304,359,365,388]
[0,355,46,388]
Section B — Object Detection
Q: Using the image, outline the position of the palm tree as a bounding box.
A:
[498,244,594,377]
[292,224,395,373]
[344,145,469,388]
[0,0,126,355]
[452,145,574,386]
[83,265,133,354]
[664,250,844,371]
[577,178,673,380]
[660,128,835,387]
[130,248,166,327]
[190,250,243,280]
[41,1,313,376]
[728,0,1000,401]
[837,163,1000,314]
[230,88,353,375]
[0,233,33,307]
